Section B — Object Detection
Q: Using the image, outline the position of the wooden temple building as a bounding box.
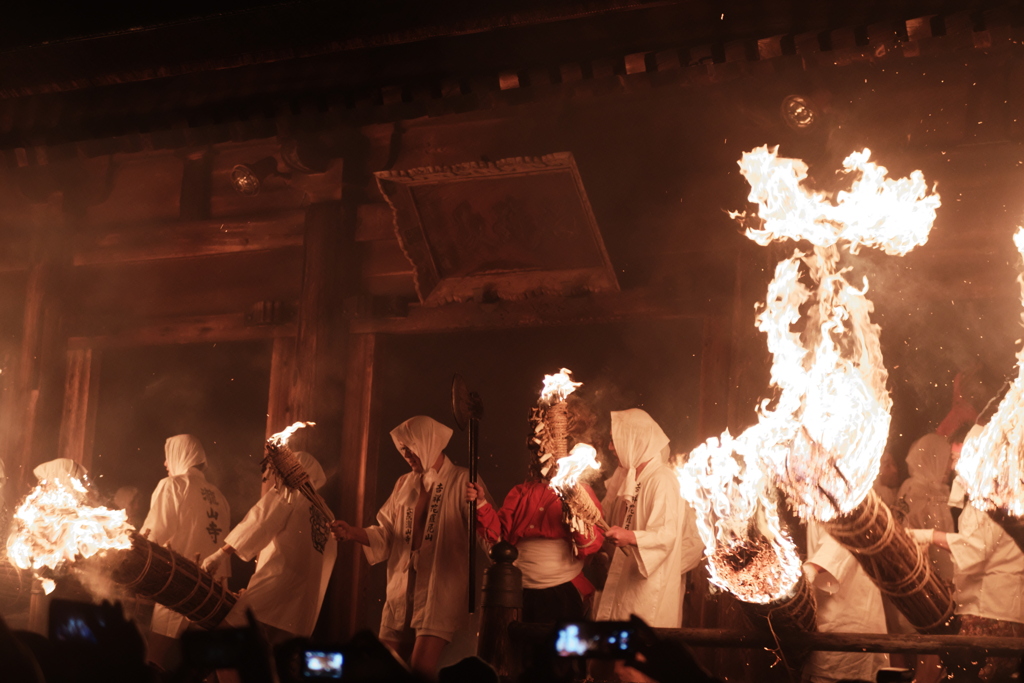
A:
[2,0,1024,678]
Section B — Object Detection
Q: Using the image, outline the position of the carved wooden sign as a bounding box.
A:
[375,153,618,305]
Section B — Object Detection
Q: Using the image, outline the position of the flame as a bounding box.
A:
[6,478,133,585]
[731,146,937,522]
[737,146,940,256]
[549,443,601,491]
[678,432,802,604]
[956,227,1024,514]
[540,368,581,405]
[268,421,315,447]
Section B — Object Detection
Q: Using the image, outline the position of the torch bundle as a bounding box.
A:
[725,145,954,633]
[6,476,236,629]
[529,369,606,542]
[955,227,1024,554]
[264,421,334,521]
[679,433,815,635]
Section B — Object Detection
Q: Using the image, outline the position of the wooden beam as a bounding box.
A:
[56,347,101,470]
[73,210,306,266]
[67,312,296,349]
[351,289,729,334]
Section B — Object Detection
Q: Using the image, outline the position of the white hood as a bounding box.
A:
[165,434,207,476]
[33,458,88,487]
[610,409,670,500]
[390,416,453,471]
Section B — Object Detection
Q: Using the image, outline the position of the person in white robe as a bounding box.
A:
[331,415,483,678]
[802,523,888,683]
[142,435,230,652]
[909,426,1024,681]
[593,409,702,682]
[202,450,336,642]
[32,458,88,489]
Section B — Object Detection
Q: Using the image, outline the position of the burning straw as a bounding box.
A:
[955,227,1024,553]
[531,368,582,478]
[6,477,236,628]
[264,421,334,521]
[550,444,608,538]
[679,433,815,635]
[728,145,954,633]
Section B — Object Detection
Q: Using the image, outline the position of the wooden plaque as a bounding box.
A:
[375,153,618,304]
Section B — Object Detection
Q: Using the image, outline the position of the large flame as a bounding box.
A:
[540,368,582,405]
[549,443,601,491]
[268,420,315,447]
[733,146,938,522]
[738,146,940,256]
[956,227,1024,514]
[679,432,803,604]
[6,478,133,593]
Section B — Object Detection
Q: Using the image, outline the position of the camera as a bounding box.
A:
[301,650,344,679]
[554,621,638,659]
[49,599,112,646]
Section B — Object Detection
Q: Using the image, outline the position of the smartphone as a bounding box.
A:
[301,650,343,679]
[181,627,256,670]
[554,621,637,659]
[49,599,109,646]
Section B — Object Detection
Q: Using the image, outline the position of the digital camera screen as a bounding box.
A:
[303,650,343,678]
[554,622,634,658]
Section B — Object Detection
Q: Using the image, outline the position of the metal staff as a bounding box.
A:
[453,374,484,613]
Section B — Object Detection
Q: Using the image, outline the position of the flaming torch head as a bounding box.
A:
[549,443,601,492]
[540,368,582,406]
[957,227,1024,515]
[679,432,802,604]
[733,145,938,522]
[6,478,134,594]
[264,421,316,491]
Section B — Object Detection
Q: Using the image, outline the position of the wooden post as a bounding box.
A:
[477,541,523,678]
[331,332,379,638]
[265,336,297,438]
[56,346,102,470]
[5,193,70,491]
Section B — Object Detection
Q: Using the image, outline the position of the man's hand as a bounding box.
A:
[331,520,370,546]
[201,547,230,574]
[465,482,486,504]
[605,525,637,548]
[906,528,935,547]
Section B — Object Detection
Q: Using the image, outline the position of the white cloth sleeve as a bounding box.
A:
[140,478,182,547]
[805,531,857,595]
[224,490,292,562]
[946,512,998,576]
[631,476,680,579]
[364,481,402,566]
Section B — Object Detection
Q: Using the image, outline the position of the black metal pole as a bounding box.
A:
[468,415,479,613]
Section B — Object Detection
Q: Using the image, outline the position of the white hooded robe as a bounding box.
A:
[803,523,889,683]
[141,435,230,637]
[222,450,337,637]
[365,415,481,639]
[595,409,701,627]
[894,433,954,582]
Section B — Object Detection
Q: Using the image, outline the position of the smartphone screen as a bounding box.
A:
[49,599,106,645]
[555,622,636,658]
[302,650,343,679]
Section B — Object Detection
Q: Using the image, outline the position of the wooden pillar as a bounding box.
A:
[4,193,70,491]
[56,346,102,470]
[265,335,298,438]
[331,332,379,637]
